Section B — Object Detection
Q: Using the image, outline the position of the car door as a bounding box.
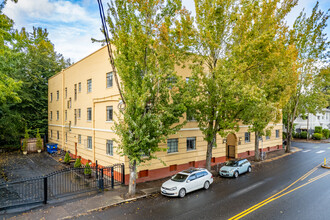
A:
[186,174,198,192]
[195,172,205,189]
[238,161,245,174]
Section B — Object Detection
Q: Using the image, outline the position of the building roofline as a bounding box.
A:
[49,45,108,80]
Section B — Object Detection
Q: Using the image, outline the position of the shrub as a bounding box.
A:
[22,127,29,152]
[300,131,307,139]
[64,152,71,163]
[74,158,81,168]
[314,126,322,134]
[313,133,322,140]
[36,129,42,150]
[84,163,92,175]
[322,129,330,139]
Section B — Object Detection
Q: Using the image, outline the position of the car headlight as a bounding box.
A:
[229,169,235,173]
[169,187,177,191]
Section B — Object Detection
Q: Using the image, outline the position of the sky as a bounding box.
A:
[3,0,330,63]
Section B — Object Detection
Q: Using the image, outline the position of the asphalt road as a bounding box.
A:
[77,142,330,220]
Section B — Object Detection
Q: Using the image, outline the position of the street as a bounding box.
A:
[77,142,330,220]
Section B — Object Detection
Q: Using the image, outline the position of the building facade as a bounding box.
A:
[48,46,283,184]
[294,108,330,134]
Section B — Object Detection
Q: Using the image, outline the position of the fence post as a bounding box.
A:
[100,168,104,191]
[96,160,98,180]
[43,177,48,204]
[111,166,114,189]
[121,163,125,185]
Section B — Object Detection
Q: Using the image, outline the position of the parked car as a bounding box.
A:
[161,168,213,198]
[219,159,251,178]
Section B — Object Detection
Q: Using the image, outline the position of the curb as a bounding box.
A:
[321,165,330,169]
[251,147,301,167]
[61,194,150,219]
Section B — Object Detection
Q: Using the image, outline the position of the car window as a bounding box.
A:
[171,174,188,182]
[225,160,238,167]
[188,174,196,181]
[202,171,208,176]
[196,172,204,178]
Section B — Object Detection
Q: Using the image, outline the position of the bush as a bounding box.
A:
[84,163,92,175]
[300,131,307,139]
[74,158,81,168]
[322,129,330,139]
[64,152,71,163]
[315,126,322,134]
[36,129,42,150]
[22,127,29,152]
[313,133,322,140]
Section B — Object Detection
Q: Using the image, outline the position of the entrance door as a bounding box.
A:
[226,133,237,159]
[228,145,235,158]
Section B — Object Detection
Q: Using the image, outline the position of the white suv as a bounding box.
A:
[161,168,213,198]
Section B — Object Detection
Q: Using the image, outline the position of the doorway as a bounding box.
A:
[226,133,237,159]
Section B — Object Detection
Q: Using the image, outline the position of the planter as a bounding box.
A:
[37,149,41,153]
[23,151,27,155]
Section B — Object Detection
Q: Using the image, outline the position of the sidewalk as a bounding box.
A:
[2,148,300,220]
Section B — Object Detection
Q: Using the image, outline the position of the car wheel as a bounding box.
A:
[204,181,210,190]
[248,166,252,173]
[179,188,186,198]
[234,171,239,178]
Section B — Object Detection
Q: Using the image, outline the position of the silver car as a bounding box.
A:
[219,159,252,178]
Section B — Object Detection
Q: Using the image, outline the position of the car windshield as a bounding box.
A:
[225,160,238,167]
[171,174,188,182]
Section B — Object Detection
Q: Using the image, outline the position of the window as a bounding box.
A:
[78,82,81,93]
[74,109,77,125]
[69,98,72,109]
[167,76,177,89]
[266,135,270,140]
[106,140,113,156]
[50,111,52,121]
[106,106,113,121]
[87,136,92,149]
[50,130,53,138]
[56,111,59,120]
[74,84,77,100]
[78,134,81,144]
[317,116,320,120]
[276,130,280,138]
[167,138,178,153]
[187,137,196,151]
[87,108,92,121]
[65,110,67,121]
[187,108,195,121]
[65,88,67,99]
[65,132,67,143]
[50,93,53,102]
[57,90,59,100]
[87,79,92,93]
[106,72,113,88]
[245,132,250,143]
[57,131,59,140]
[78,109,81,119]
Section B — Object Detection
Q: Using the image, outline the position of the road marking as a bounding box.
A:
[229,171,330,220]
[228,163,323,220]
[302,150,311,153]
[316,150,325,154]
[314,146,320,149]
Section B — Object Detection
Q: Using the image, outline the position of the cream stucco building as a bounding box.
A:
[48,46,283,183]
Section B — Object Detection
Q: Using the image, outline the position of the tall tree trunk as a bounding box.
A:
[286,119,292,153]
[128,160,137,196]
[255,131,260,161]
[205,134,216,171]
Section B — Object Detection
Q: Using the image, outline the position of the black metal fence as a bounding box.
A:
[0,163,125,210]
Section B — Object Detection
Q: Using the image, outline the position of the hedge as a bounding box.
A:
[322,129,330,139]
[300,131,307,139]
[313,133,322,140]
[314,126,322,134]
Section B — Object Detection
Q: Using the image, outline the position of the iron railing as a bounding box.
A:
[0,162,125,210]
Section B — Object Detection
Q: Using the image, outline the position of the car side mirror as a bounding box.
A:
[186,180,190,183]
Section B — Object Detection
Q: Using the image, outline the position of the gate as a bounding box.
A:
[0,163,125,210]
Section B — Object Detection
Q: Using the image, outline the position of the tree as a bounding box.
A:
[106,0,192,195]
[36,128,42,151]
[283,2,330,153]
[236,0,298,161]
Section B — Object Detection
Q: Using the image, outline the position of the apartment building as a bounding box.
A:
[48,46,283,184]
